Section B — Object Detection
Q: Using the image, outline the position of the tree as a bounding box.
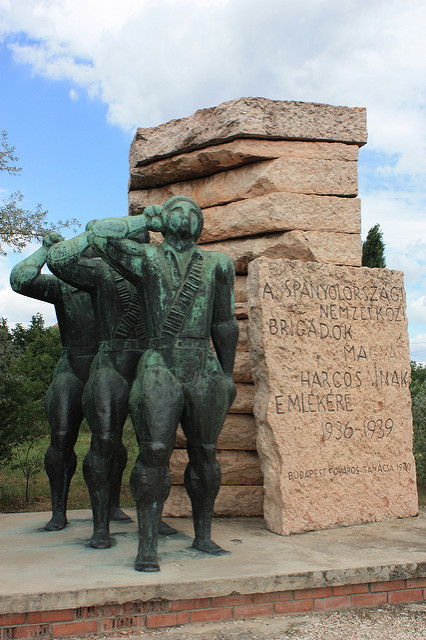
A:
[0,130,79,255]
[412,385,426,487]
[410,361,426,487]
[362,223,386,268]
[0,314,62,464]
[12,315,62,413]
[0,318,25,461]
[410,361,426,399]
[10,436,45,502]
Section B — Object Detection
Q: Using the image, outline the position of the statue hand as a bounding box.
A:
[43,232,65,247]
[144,205,163,232]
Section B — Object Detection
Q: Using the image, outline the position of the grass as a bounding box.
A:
[0,419,139,513]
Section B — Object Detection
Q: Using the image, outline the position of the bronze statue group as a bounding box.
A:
[10,197,238,572]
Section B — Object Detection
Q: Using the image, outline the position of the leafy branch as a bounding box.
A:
[0,130,79,255]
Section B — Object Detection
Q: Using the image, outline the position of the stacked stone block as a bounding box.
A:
[128,97,367,516]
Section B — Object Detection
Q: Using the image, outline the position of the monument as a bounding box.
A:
[3,98,423,638]
[10,97,416,546]
[88,196,239,571]
[247,257,417,535]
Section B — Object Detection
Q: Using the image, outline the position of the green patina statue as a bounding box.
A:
[88,196,239,571]
[9,232,129,531]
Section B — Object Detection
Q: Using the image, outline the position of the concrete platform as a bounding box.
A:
[2,508,426,616]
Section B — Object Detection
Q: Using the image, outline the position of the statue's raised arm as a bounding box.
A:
[47,228,99,291]
[10,232,64,302]
[87,209,160,284]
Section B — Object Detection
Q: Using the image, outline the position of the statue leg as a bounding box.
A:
[182,353,235,555]
[129,351,183,571]
[44,365,83,531]
[159,519,178,536]
[83,354,129,549]
[110,442,131,521]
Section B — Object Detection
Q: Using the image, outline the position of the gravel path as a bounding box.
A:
[67,603,426,640]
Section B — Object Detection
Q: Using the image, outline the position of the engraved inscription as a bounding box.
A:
[320,417,394,441]
[275,392,353,413]
[287,460,412,482]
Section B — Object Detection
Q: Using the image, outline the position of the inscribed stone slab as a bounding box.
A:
[130,97,367,166]
[247,258,418,535]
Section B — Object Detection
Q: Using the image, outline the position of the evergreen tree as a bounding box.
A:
[362,223,386,268]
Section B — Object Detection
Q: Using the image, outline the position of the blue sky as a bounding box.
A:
[1,0,426,360]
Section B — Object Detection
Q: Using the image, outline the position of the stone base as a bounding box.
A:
[1,509,426,637]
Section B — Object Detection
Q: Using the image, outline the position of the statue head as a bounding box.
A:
[86,220,98,232]
[162,196,203,241]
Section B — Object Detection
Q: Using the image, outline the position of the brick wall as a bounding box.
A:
[2,578,425,638]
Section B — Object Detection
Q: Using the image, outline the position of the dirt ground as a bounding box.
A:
[66,603,426,640]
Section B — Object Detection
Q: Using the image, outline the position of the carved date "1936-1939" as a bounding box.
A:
[321,418,394,441]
